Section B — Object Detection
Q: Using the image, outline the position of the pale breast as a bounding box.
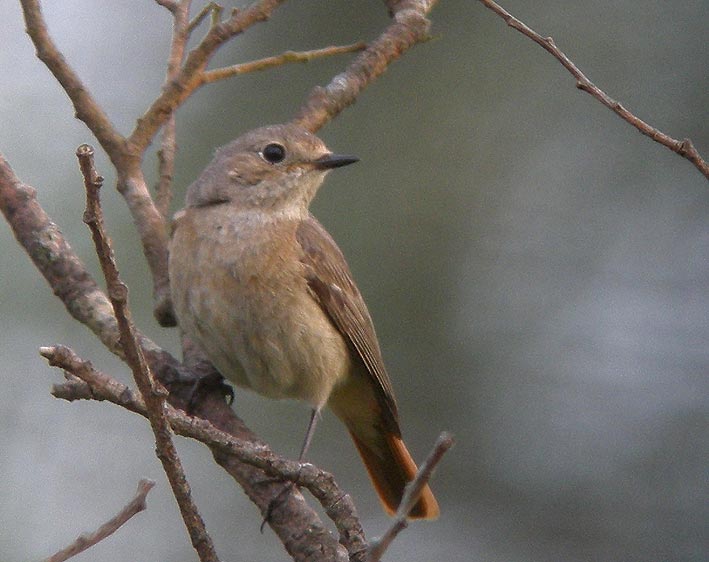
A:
[169,206,352,407]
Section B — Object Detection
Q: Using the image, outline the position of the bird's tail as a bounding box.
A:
[348,427,439,519]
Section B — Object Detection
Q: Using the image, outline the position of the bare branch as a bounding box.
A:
[19,0,126,163]
[41,344,362,562]
[155,1,193,221]
[155,0,179,13]
[292,0,438,132]
[477,0,709,181]
[20,0,176,325]
[156,116,177,219]
[201,42,367,84]
[42,346,147,412]
[128,0,288,153]
[76,145,220,562]
[0,152,121,354]
[42,479,155,562]
[188,2,224,33]
[368,432,454,562]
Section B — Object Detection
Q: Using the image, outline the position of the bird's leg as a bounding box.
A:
[261,407,322,530]
[298,407,321,461]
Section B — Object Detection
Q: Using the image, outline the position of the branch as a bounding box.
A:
[2,149,350,561]
[0,152,121,354]
[155,0,179,13]
[126,3,289,326]
[128,0,288,153]
[42,479,155,562]
[368,432,454,561]
[477,0,709,181]
[291,0,438,132]
[19,0,126,163]
[156,116,177,220]
[41,344,364,562]
[19,0,177,325]
[201,43,367,84]
[154,1,193,220]
[76,145,220,562]
[188,2,223,33]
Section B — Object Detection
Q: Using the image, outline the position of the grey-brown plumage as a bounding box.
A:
[169,124,438,518]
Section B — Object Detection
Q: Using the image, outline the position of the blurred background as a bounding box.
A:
[1,1,707,560]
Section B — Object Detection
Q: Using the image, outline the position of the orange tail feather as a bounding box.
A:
[349,431,439,520]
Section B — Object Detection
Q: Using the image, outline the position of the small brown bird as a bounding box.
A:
[168,124,438,519]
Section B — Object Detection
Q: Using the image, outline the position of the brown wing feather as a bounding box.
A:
[296,214,399,432]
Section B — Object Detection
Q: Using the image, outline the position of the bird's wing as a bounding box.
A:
[296,214,400,432]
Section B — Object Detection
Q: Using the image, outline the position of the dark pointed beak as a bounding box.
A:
[313,153,359,170]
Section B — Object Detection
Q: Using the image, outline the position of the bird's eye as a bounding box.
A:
[261,143,286,164]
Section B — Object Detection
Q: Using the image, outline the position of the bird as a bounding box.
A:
[168,123,439,519]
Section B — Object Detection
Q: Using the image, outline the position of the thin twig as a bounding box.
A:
[42,479,155,562]
[368,432,454,562]
[201,42,367,84]
[292,0,438,132]
[0,151,180,377]
[42,346,147,412]
[188,1,223,33]
[154,1,195,321]
[76,145,220,562]
[477,0,709,181]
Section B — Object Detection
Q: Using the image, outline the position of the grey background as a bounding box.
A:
[1,1,707,561]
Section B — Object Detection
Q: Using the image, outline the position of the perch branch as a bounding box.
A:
[477,0,709,181]
[42,479,155,562]
[201,42,367,84]
[41,344,365,562]
[368,432,454,561]
[76,145,219,562]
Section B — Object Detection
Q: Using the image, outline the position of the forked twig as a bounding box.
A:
[188,1,223,33]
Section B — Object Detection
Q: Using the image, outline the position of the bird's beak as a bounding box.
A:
[313,153,360,170]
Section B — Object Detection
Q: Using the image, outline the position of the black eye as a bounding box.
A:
[261,143,286,164]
